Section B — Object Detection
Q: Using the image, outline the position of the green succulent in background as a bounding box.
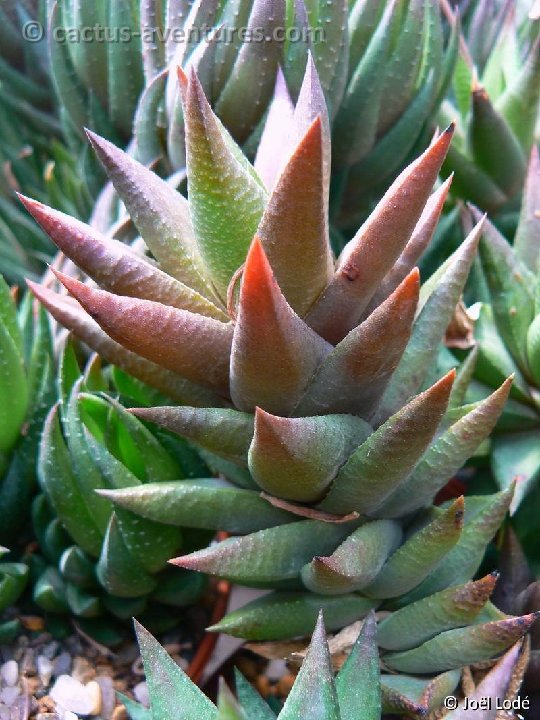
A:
[126,613,530,720]
[20,64,538,705]
[0,1,94,283]
[30,342,211,642]
[0,547,29,643]
[439,0,540,223]
[0,275,55,545]
[456,150,540,544]
[42,0,457,237]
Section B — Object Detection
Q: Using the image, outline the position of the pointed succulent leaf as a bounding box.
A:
[366,177,452,313]
[529,334,540,396]
[395,489,514,605]
[495,36,540,152]
[291,55,331,201]
[381,670,460,716]
[479,214,535,375]
[447,345,479,410]
[295,270,420,418]
[135,621,217,720]
[211,592,377,641]
[376,0,428,133]
[278,613,339,720]
[249,409,370,503]
[344,70,438,199]
[19,196,227,321]
[0,307,27,455]
[470,84,526,198]
[306,127,454,343]
[214,0,285,143]
[377,574,498,651]
[335,612,380,720]
[171,519,359,585]
[320,371,455,515]
[100,479,295,534]
[134,68,168,166]
[26,282,222,407]
[254,68,295,191]
[376,220,481,420]
[54,271,233,395]
[332,0,395,167]
[216,679,246,720]
[301,520,402,595]
[184,70,267,297]
[131,407,253,464]
[384,613,538,674]
[231,238,331,415]
[38,405,102,557]
[380,377,513,517]
[114,508,182,575]
[257,117,333,317]
[106,0,144,136]
[514,148,540,273]
[491,431,540,512]
[85,130,213,299]
[0,275,21,353]
[363,497,464,599]
[444,641,522,719]
[234,670,276,720]
[96,514,157,598]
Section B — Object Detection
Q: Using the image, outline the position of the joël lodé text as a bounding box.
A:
[462,696,530,711]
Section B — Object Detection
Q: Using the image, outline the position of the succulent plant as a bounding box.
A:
[0,547,29,643]
[128,612,530,720]
[439,2,540,219]
[0,276,55,545]
[460,149,540,516]
[29,341,212,641]
[19,63,538,700]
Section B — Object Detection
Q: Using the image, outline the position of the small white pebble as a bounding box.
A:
[64,712,79,720]
[0,685,20,706]
[0,660,18,687]
[37,655,54,686]
[50,675,95,716]
[133,681,150,708]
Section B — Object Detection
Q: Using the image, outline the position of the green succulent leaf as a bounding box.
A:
[363,497,464,599]
[101,479,296,534]
[336,612,380,720]
[135,620,217,720]
[96,514,157,598]
[377,574,498,651]
[184,70,267,298]
[279,612,339,720]
[38,405,103,557]
[249,410,370,503]
[172,518,360,585]
[515,147,540,273]
[384,612,538,674]
[320,371,455,515]
[380,377,513,517]
[234,670,276,720]
[478,212,535,375]
[211,591,377,641]
[131,407,254,465]
[301,520,402,595]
